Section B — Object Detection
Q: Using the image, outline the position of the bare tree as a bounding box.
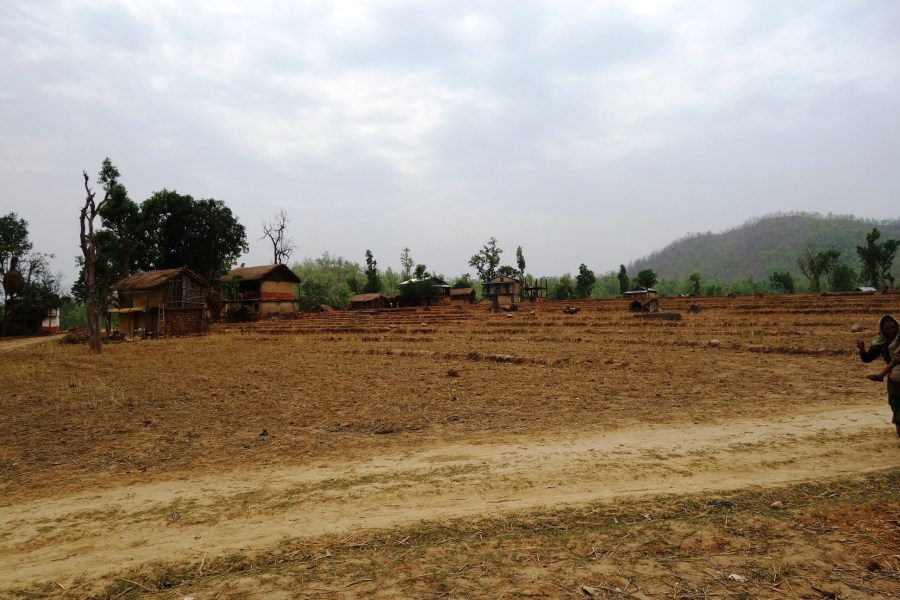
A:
[80,158,119,353]
[260,209,296,265]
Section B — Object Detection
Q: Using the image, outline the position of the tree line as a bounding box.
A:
[2,161,898,342]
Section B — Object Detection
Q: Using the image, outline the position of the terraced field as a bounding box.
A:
[1,293,898,598]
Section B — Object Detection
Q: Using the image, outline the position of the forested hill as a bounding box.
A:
[628,213,900,282]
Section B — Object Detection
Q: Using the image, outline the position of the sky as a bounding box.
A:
[2,0,898,290]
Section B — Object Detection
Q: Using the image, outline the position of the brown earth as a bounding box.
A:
[0,294,898,598]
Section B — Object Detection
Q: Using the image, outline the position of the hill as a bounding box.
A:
[628,212,900,283]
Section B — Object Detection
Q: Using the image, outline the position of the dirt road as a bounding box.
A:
[2,404,895,591]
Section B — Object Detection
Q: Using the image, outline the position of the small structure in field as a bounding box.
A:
[482,276,521,307]
[111,267,209,339]
[624,288,659,312]
[348,293,389,310]
[220,264,301,321]
[521,277,549,302]
[450,287,476,306]
[41,309,60,333]
[309,304,335,313]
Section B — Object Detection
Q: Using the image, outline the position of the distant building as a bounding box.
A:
[450,287,476,306]
[622,288,657,300]
[41,309,60,333]
[482,276,521,306]
[111,268,209,339]
[348,293,388,310]
[220,264,301,321]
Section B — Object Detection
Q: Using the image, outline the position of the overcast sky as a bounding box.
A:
[2,0,898,288]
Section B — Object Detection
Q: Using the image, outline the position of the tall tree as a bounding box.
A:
[617,265,629,295]
[468,237,502,281]
[1,213,32,333]
[261,209,296,265]
[856,228,899,289]
[552,274,575,300]
[687,272,702,296]
[575,263,596,299]
[634,268,658,289]
[363,249,382,293]
[515,246,526,280]
[80,158,119,353]
[828,264,857,292]
[797,245,839,292]
[139,190,247,284]
[400,247,414,281]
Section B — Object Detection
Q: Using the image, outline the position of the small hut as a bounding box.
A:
[450,287,476,306]
[348,293,388,310]
[111,268,209,339]
[220,264,301,321]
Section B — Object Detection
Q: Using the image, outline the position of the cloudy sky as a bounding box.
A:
[2,1,898,288]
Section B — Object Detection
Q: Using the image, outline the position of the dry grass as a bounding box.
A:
[1,293,898,597]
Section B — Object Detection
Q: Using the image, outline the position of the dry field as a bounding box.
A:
[0,294,898,599]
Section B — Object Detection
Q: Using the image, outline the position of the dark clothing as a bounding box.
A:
[860,343,900,425]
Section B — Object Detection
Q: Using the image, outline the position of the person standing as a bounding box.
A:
[857,315,900,446]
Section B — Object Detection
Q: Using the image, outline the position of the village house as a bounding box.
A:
[449,287,476,306]
[219,264,301,321]
[348,293,389,310]
[111,267,209,339]
[482,275,521,306]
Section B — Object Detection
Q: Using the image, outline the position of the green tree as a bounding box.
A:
[452,274,475,289]
[468,237,502,281]
[139,190,247,284]
[617,265,629,295]
[414,264,429,279]
[293,253,362,310]
[552,274,575,300]
[634,268,658,289]
[797,245,839,292]
[382,266,399,295]
[828,264,857,292]
[769,271,795,294]
[575,263,596,298]
[856,228,899,289]
[515,246,526,280]
[363,249,382,293]
[687,272,702,296]
[497,265,519,278]
[1,213,32,335]
[400,247,414,281]
[1,214,62,336]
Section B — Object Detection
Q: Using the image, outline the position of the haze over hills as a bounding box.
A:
[627,213,900,283]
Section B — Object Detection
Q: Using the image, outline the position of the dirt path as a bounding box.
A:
[1,404,896,591]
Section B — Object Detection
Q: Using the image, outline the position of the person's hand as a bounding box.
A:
[856,339,866,352]
[868,374,884,382]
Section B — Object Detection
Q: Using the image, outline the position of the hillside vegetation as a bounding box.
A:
[629,212,900,283]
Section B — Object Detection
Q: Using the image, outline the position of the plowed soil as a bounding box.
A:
[1,294,898,599]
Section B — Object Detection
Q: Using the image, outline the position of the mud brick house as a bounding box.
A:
[111,268,209,339]
[220,264,301,321]
[348,293,389,310]
[482,275,521,306]
[450,287,476,306]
